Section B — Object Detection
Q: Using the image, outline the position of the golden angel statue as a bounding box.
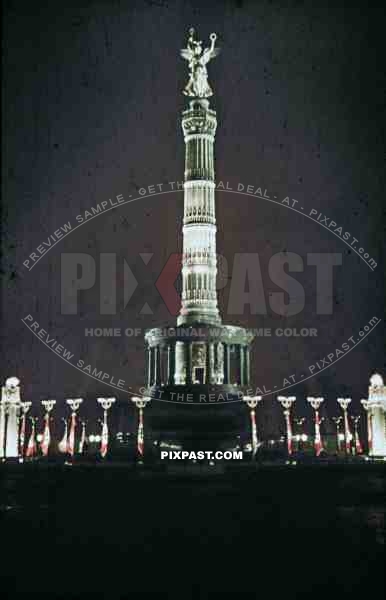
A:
[181,28,220,98]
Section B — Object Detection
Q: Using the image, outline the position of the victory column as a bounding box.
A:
[143,29,255,450]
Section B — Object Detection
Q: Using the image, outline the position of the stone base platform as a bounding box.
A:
[144,384,249,450]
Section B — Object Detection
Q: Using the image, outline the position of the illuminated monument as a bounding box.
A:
[0,377,22,458]
[144,29,255,448]
[365,373,386,456]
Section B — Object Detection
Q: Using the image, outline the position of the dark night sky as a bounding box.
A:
[2,0,386,431]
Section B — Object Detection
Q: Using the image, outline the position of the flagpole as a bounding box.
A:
[66,398,83,460]
[131,396,151,461]
[58,418,68,454]
[19,401,32,459]
[351,415,363,455]
[332,416,343,453]
[293,417,306,452]
[337,398,352,456]
[78,421,86,454]
[360,399,373,454]
[41,400,56,457]
[307,397,324,457]
[277,396,296,456]
[97,397,116,458]
[25,416,37,459]
[243,395,262,457]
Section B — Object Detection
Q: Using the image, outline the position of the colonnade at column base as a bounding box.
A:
[144,323,255,389]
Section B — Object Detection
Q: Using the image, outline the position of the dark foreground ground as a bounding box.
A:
[1,461,385,598]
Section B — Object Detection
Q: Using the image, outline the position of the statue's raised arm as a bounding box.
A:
[201,33,221,65]
[181,29,220,98]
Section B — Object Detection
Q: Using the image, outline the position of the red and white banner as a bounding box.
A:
[40,414,51,456]
[137,409,144,456]
[344,411,352,454]
[67,413,76,456]
[100,421,108,458]
[58,421,68,453]
[336,427,342,452]
[314,411,323,457]
[354,428,363,455]
[285,411,293,455]
[25,421,36,458]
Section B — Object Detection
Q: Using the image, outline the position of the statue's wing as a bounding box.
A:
[180,48,193,61]
[201,46,221,64]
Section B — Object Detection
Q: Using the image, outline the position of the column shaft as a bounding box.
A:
[147,347,153,387]
[224,344,230,384]
[245,348,251,385]
[168,343,176,385]
[154,346,161,386]
[184,342,192,385]
[236,345,242,385]
[240,345,245,385]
